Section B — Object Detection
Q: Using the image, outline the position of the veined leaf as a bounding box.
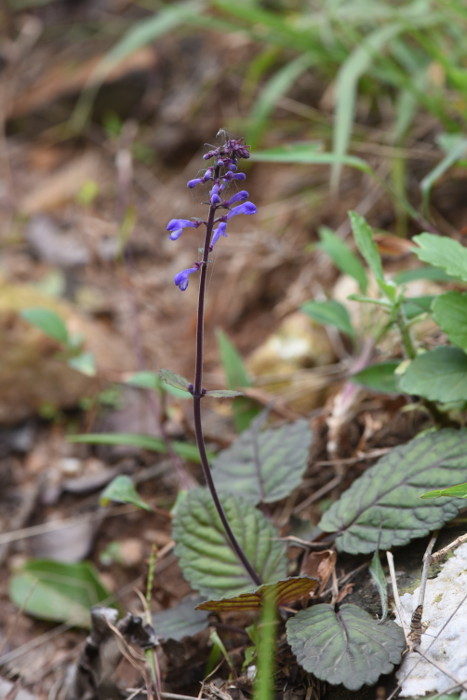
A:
[197,576,318,612]
[301,299,355,338]
[286,604,405,689]
[212,417,312,504]
[9,559,112,628]
[399,346,467,403]
[319,429,467,554]
[173,488,287,598]
[370,551,388,621]
[432,292,467,352]
[317,227,368,294]
[412,233,467,282]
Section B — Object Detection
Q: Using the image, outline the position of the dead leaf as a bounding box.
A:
[301,550,337,595]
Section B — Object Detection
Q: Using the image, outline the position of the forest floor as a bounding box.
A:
[0,3,466,700]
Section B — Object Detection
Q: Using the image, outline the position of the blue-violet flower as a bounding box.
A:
[226,201,257,219]
[174,263,201,291]
[210,222,227,249]
[167,218,200,241]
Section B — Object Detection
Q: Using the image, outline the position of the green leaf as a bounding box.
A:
[123,371,162,391]
[332,22,409,189]
[21,308,70,345]
[206,389,244,398]
[349,212,397,302]
[351,361,400,394]
[151,595,209,641]
[399,347,467,403]
[9,559,112,628]
[69,432,204,462]
[173,488,287,598]
[216,328,259,431]
[286,604,405,690]
[412,233,467,282]
[317,227,368,294]
[246,54,315,147]
[319,429,467,554]
[401,295,434,320]
[159,369,191,394]
[393,266,457,284]
[432,292,467,351]
[301,299,355,338]
[196,576,319,612]
[252,142,372,174]
[100,475,151,511]
[369,552,388,622]
[68,351,95,376]
[421,482,467,499]
[212,418,312,504]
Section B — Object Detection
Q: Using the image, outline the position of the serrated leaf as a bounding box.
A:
[152,596,209,640]
[399,347,467,403]
[69,432,204,462]
[206,389,244,398]
[369,552,388,622]
[212,418,312,504]
[421,482,467,499]
[349,212,397,302]
[21,308,70,345]
[100,475,151,511]
[351,361,400,394]
[301,300,355,338]
[412,233,467,282]
[9,559,112,628]
[317,227,368,294]
[197,576,318,612]
[173,488,287,598]
[319,429,467,554]
[159,369,191,394]
[286,604,405,690]
[432,291,467,351]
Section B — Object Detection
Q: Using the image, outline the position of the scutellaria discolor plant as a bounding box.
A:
[166,136,261,585]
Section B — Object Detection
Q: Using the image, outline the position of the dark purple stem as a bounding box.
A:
[191,167,261,587]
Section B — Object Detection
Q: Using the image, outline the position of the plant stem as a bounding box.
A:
[191,179,262,587]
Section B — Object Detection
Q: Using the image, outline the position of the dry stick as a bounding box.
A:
[431,532,467,564]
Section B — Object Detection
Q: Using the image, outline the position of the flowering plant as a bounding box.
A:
[166,135,260,584]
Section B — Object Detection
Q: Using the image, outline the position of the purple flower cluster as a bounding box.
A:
[167,137,256,291]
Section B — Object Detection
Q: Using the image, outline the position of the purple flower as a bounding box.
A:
[225,190,248,206]
[187,178,202,189]
[226,201,257,219]
[210,222,227,249]
[222,171,246,183]
[210,183,222,205]
[174,263,200,291]
[167,218,200,241]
